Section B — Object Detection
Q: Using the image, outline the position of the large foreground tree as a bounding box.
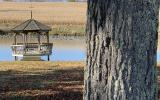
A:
[84,0,159,100]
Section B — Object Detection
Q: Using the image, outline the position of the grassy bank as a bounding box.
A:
[0,2,87,36]
[0,61,85,100]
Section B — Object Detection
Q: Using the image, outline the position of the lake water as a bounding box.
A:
[0,0,86,2]
[0,36,86,61]
[0,35,160,62]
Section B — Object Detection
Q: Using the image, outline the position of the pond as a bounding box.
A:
[0,35,160,62]
[0,0,86,2]
[0,36,86,61]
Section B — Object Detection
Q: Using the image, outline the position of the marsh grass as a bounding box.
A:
[51,25,85,36]
[0,2,86,35]
[0,2,86,25]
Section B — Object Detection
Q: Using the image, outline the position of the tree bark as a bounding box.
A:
[84,0,159,100]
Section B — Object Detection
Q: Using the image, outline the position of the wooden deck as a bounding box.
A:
[11,43,53,57]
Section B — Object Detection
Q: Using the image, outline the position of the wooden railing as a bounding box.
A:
[11,43,53,56]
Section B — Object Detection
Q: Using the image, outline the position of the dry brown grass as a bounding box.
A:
[0,3,159,36]
[0,2,87,26]
[0,61,85,100]
[0,61,84,72]
[1,62,160,99]
[0,2,87,35]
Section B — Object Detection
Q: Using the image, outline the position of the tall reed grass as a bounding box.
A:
[0,2,87,26]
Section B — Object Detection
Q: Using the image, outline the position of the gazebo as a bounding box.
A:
[11,19,53,61]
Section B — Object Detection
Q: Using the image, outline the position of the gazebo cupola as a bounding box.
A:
[11,18,53,61]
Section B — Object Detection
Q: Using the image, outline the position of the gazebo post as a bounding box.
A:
[38,32,41,44]
[22,33,24,45]
[22,33,26,53]
[47,32,50,61]
[47,32,49,43]
[26,32,28,46]
[38,32,41,51]
[14,33,17,61]
[14,33,17,45]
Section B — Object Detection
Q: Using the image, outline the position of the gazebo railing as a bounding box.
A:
[11,43,53,56]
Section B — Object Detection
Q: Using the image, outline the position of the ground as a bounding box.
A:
[0,61,84,100]
[0,61,160,100]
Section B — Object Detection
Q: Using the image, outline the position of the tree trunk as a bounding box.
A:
[84,0,159,100]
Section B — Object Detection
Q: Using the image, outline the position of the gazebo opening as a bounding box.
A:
[11,19,53,61]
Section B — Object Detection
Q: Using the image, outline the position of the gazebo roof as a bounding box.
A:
[12,19,51,32]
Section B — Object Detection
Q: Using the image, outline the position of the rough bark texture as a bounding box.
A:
[84,0,159,100]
